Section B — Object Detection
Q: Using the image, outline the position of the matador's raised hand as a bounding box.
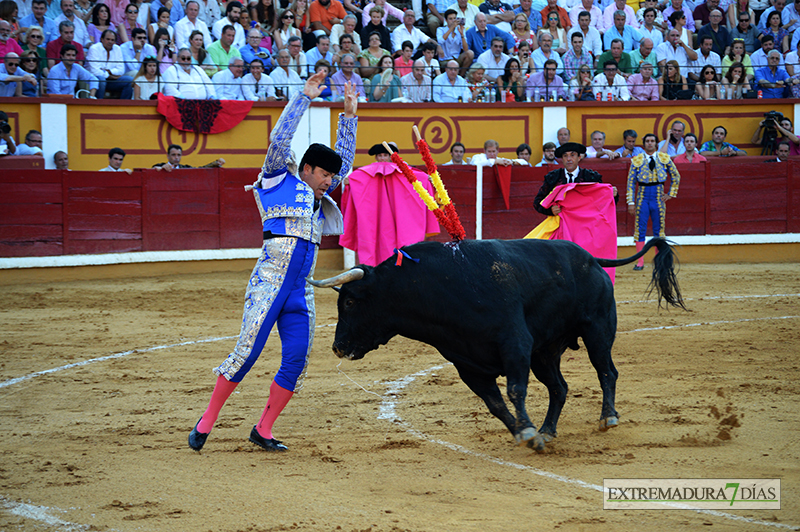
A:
[343,81,358,118]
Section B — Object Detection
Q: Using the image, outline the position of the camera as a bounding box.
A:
[0,121,10,135]
[763,110,784,128]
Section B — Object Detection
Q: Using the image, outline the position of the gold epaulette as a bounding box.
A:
[656,152,671,164]
[631,153,645,167]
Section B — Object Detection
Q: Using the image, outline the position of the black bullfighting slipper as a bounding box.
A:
[188,418,209,451]
[249,426,288,452]
[633,265,644,271]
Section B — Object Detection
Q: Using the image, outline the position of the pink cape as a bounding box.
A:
[339,162,441,266]
[540,182,618,283]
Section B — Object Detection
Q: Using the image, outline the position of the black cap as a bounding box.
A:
[299,143,343,175]
[368,142,397,156]
[555,142,587,158]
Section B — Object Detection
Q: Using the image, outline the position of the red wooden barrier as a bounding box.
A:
[1,159,798,258]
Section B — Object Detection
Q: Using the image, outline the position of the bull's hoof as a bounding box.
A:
[599,416,619,432]
[515,427,537,445]
[527,432,553,452]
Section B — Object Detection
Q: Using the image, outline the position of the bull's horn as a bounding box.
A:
[307,268,364,288]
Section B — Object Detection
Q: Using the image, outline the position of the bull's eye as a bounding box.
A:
[343,298,355,310]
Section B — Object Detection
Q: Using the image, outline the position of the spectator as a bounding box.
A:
[637,7,664,49]
[150,0,185,27]
[88,4,115,45]
[132,55,162,98]
[212,2,245,47]
[773,140,791,161]
[595,39,633,76]
[603,10,643,53]
[330,14,361,53]
[426,0,449,37]
[240,28,272,70]
[626,133,681,270]
[208,25,243,72]
[330,52,365,99]
[471,138,513,165]
[656,29,698,73]
[153,143,224,171]
[444,141,466,164]
[722,38,754,80]
[480,0,515,34]
[212,56,246,99]
[515,40,535,75]
[688,34,721,84]
[695,9,728,56]
[751,114,800,153]
[535,141,557,166]
[12,129,42,156]
[465,63,489,100]
[400,57,431,102]
[660,59,689,99]
[751,34,784,71]
[393,9,432,52]
[360,0,403,29]
[357,30,389,78]
[757,0,783,35]
[242,57,276,100]
[730,10,759,53]
[557,127,570,146]
[569,0,601,31]
[21,29,48,73]
[19,50,44,95]
[121,27,156,75]
[668,11,693,49]
[627,62,658,100]
[526,57,566,100]
[586,130,620,159]
[369,53,401,101]
[538,10,567,55]
[311,59,333,100]
[600,0,637,32]
[100,147,133,173]
[153,27,176,73]
[515,142,532,165]
[658,119,687,156]
[630,37,658,76]
[0,53,37,96]
[562,31,591,80]
[48,21,87,69]
[270,48,303,98]
[694,64,722,98]
[187,29,216,76]
[673,133,707,163]
[288,0,312,49]
[437,9,473,69]
[593,59,630,100]
[722,61,748,97]
[175,1,212,50]
[310,0,347,37]
[496,57,525,100]
[46,43,99,96]
[250,0,277,34]
[780,0,800,33]
[86,29,133,98]
[162,47,216,98]
[509,12,536,53]
[360,6,391,52]
[531,32,563,77]
[693,0,719,28]
[54,0,90,49]
[540,0,569,30]
[477,36,509,81]
[333,33,357,68]
[760,11,790,52]
[432,59,470,102]
[306,34,333,72]
[568,63,594,100]
[274,8,301,50]
[449,0,480,30]
[19,0,59,44]
[466,13,514,58]
[663,0,694,32]
[699,125,746,156]
[118,3,143,44]
[615,130,646,158]
[0,110,15,154]
[393,39,414,76]
[417,40,441,77]
[571,15,602,57]
[755,48,793,96]
[54,150,70,169]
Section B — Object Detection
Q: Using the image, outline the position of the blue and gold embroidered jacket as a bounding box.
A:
[626,151,681,205]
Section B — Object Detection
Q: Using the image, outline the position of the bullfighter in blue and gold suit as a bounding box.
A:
[626,133,681,270]
[188,73,359,453]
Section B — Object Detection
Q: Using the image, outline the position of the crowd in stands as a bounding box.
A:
[1,0,800,99]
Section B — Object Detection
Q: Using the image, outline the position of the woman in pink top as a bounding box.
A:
[361,0,403,27]
[673,133,707,163]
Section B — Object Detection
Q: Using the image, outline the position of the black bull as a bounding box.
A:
[309,237,686,451]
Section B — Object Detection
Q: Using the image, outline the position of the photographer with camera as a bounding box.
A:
[0,111,16,155]
[751,111,800,155]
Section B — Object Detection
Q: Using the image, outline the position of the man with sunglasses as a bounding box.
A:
[0,53,38,97]
[729,11,758,53]
[162,47,215,99]
[19,0,59,43]
[121,27,156,75]
[175,0,212,50]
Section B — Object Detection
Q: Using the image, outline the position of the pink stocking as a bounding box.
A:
[197,375,239,433]
[256,380,294,440]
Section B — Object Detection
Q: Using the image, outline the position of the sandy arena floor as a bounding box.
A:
[0,260,798,532]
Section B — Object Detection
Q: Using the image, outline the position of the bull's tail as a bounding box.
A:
[596,237,687,310]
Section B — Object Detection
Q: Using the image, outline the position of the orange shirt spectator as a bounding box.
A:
[309,0,347,33]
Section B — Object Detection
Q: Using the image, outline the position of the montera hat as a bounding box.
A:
[299,143,342,175]
[368,142,398,156]
[555,142,587,158]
